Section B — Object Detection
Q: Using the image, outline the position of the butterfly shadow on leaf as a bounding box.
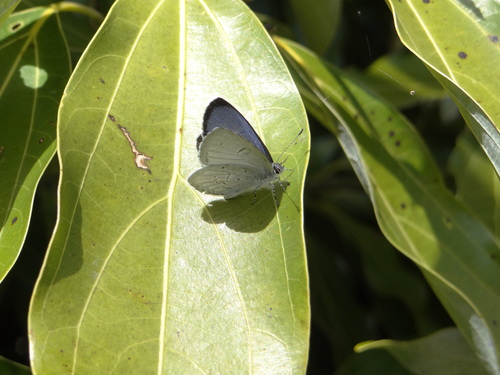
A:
[198,188,287,233]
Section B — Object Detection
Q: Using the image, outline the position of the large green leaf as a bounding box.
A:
[0,6,70,281]
[29,0,309,373]
[276,37,500,374]
[386,0,500,175]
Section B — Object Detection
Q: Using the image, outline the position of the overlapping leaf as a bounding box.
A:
[276,36,500,374]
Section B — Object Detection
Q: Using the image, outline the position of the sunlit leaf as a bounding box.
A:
[386,0,500,175]
[29,0,310,373]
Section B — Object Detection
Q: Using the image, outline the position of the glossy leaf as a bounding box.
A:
[276,36,500,374]
[0,6,71,281]
[386,0,500,175]
[29,0,309,373]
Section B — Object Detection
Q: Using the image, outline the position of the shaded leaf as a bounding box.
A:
[289,0,341,54]
[448,129,500,236]
[0,7,71,281]
[361,52,446,107]
[0,355,30,375]
[357,328,489,375]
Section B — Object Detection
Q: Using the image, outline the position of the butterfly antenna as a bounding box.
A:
[276,129,304,163]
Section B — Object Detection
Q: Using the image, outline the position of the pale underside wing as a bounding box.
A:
[188,128,281,199]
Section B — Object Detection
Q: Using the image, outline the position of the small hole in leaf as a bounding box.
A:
[10,21,23,32]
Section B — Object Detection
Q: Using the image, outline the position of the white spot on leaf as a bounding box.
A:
[20,65,48,89]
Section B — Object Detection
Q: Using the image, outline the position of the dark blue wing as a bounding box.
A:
[198,98,273,163]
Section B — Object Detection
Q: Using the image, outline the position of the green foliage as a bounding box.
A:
[0,0,498,374]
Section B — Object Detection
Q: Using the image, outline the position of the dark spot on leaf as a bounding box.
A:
[97,96,101,100]
[370,110,375,115]
[422,0,430,3]
[458,51,467,59]
[39,138,45,144]
[387,116,392,121]
[162,65,167,69]
[108,114,116,122]
[100,78,105,84]
[493,320,497,325]
[489,35,499,43]
[263,21,276,33]
[395,140,401,146]
[400,203,406,209]
[10,22,22,31]
[11,217,17,225]
[353,114,359,120]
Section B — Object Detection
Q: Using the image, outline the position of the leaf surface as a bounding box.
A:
[29,1,310,373]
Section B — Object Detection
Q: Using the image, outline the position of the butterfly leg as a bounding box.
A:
[278,179,289,191]
[271,183,279,207]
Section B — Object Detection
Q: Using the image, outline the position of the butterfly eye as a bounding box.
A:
[273,163,284,175]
